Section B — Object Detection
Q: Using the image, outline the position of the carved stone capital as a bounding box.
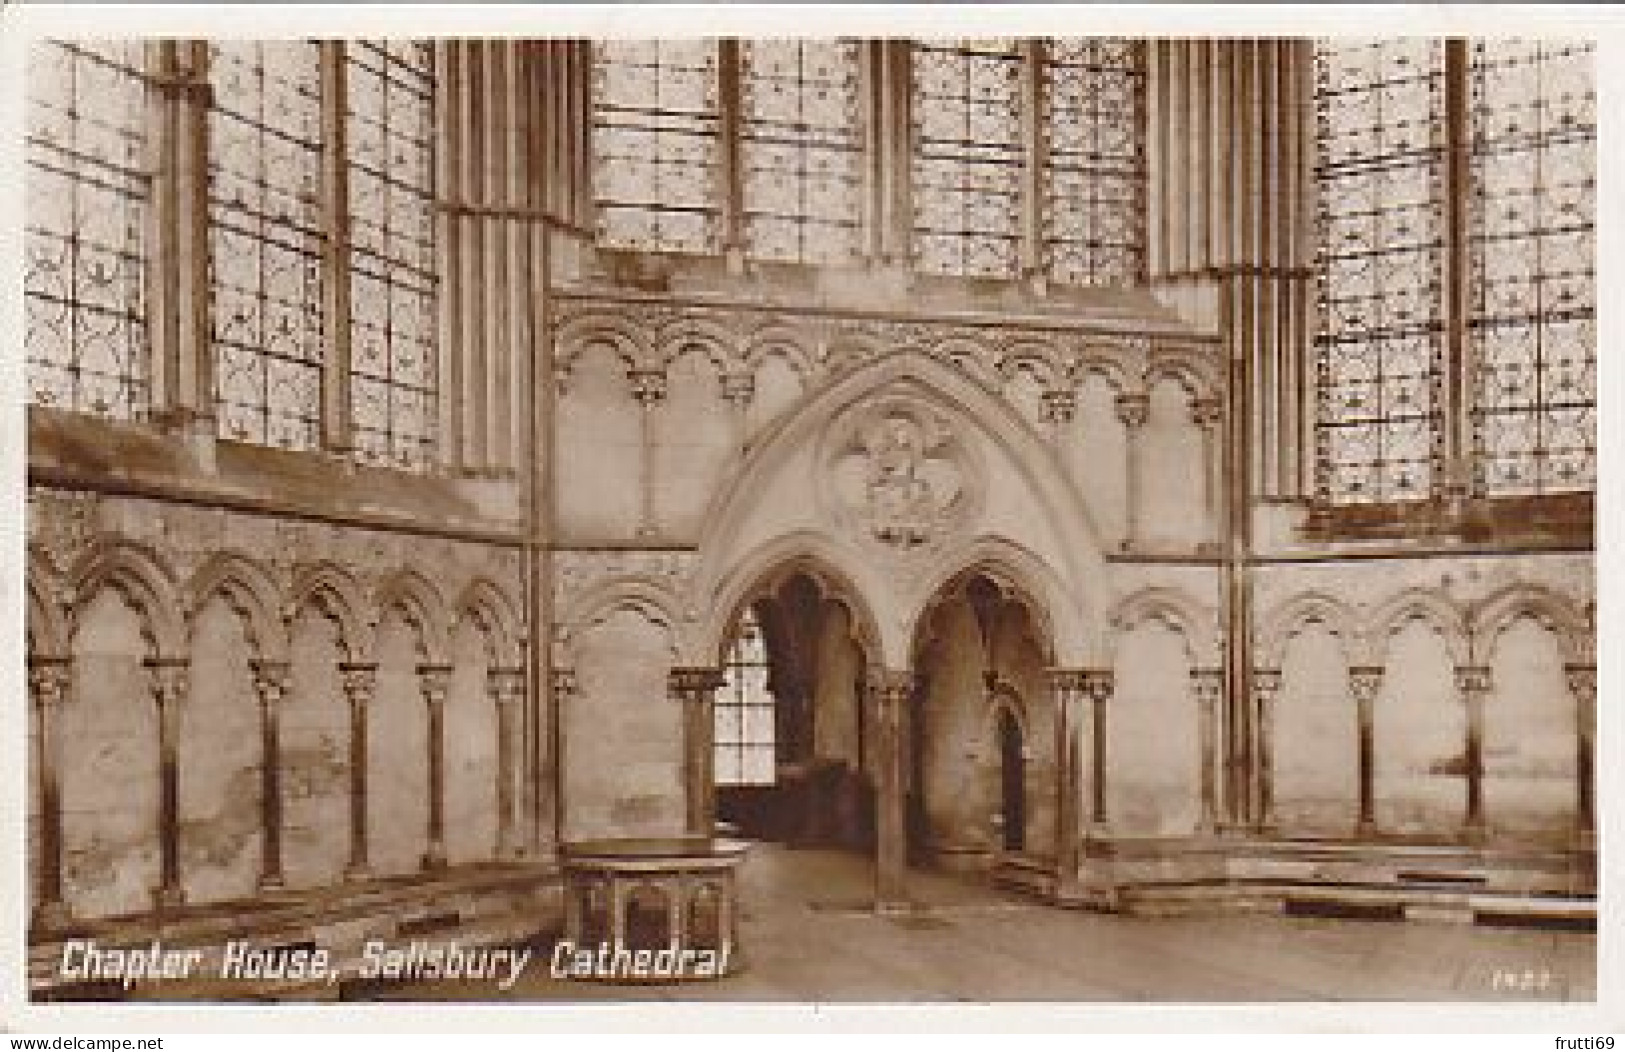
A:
[418,664,453,707]
[1114,392,1150,429]
[1191,396,1224,428]
[720,372,756,409]
[488,667,526,706]
[1047,668,1093,699]
[1564,663,1596,708]
[1250,668,1281,696]
[340,662,379,711]
[1348,666,1384,704]
[550,667,578,700]
[1078,669,1115,704]
[669,667,727,701]
[1454,665,1493,696]
[27,659,71,710]
[1040,388,1078,425]
[868,669,916,709]
[250,660,292,711]
[1192,667,1226,703]
[145,659,189,711]
[628,367,667,406]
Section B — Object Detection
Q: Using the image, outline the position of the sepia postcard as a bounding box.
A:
[1,2,1620,1038]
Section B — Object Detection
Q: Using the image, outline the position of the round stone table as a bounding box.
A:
[556,836,750,982]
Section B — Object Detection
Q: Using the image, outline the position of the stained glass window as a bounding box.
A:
[911,40,1025,279]
[1313,40,1446,504]
[1042,39,1146,286]
[25,40,152,420]
[716,610,776,787]
[593,40,723,254]
[740,40,865,265]
[1468,41,1595,496]
[346,41,439,471]
[207,41,326,451]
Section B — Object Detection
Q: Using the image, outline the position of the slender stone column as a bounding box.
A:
[629,367,667,539]
[1049,669,1089,895]
[1192,396,1224,548]
[1565,663,1595,845]
[1249,668,1281,833]
[551,667,577,846]
[340,663,378,879]
[1079,670,1115,830]
[1193,667,1227,833]
[1349,666,1382,836]
[490,667,526,859]
[1115,392,1150,552]
[250,660,291,891]
[670,668,727,836]
[870,669,914,913]
[1456,665,1491,841]
[147,659,189,910]
[28,658,72,929]
[419,664,452,869]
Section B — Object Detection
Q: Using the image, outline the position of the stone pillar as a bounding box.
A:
[870,669,914,913]
[1565,663,1595,845]
[419,664,452,869]
[1115,391,1150,552]
[1079,670,1114,830]
[490,667,526,860]
[1456,665,1490,841]
[340,662,378,879]
[1049,669,1089,896]
[28,658,72,930]
[670,668,726,837]
[1192,667,1226,833]
[1349,666,1382,837]
[1249,668,1281,833]
[1192,396,1224,549]
[551,667,577,847]
[147,659,188,910]
[250,660,291,891]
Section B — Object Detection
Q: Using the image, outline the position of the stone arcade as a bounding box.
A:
[20,35,1596,1000]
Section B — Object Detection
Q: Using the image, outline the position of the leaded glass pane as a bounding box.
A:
[1313,39,1446,504]
[1468,40,1595,496]
[346,40,439,472]
[741,39,865,265]
[1043,38,1146,286]
[25,40,152,420]
[208,40,325,451]
[715,611,776,787]
[593,40,723,254]
[911,40,1024,279]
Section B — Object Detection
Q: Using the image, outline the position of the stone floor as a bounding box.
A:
[364,842,1597,1003]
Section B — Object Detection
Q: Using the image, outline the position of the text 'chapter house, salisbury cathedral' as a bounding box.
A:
[17,31,1599,1004]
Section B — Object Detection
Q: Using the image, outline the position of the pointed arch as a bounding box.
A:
[287,561,374,664]
[907,535,1087,668]
[994,342,1063,390]
[70,540,187,660]
[1145,344,1220,402]
[740,324,816,376]
[657,316,737,374]
[185,551,290,663]
[1257,590,1369,669]
[554,312,653,375]
[1107,585,1220,667]
[1366,587,1470,667]
[1469,583,1587,666]
[454,577,525,668]
[27,558,71,660]
[1070,343,1133,394]
[373,569,453,666]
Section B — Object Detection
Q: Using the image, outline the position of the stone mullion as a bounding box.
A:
[1456,665,1490,841]
[419,664,452,869]
[1249,668,1280,833]
[320,42,355,455]
[1020,39,1046,287]
[671,668,726,837]
[870,669,914,912]
[147,659,189,910]
[1349,666,1382,836]
[1193,667,1226,833]
[250,660,291,891]
[717,39,745,267]
[340,662,377,878]
[490,668,525,859]
[28,659,73,930]
[1116,391,1149,552]
[1565,663,1595,844]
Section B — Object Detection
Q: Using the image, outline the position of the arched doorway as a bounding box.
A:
[910,569,1053,873]
[713,569,878,855]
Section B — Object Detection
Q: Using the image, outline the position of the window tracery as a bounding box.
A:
[717,610,776,787]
